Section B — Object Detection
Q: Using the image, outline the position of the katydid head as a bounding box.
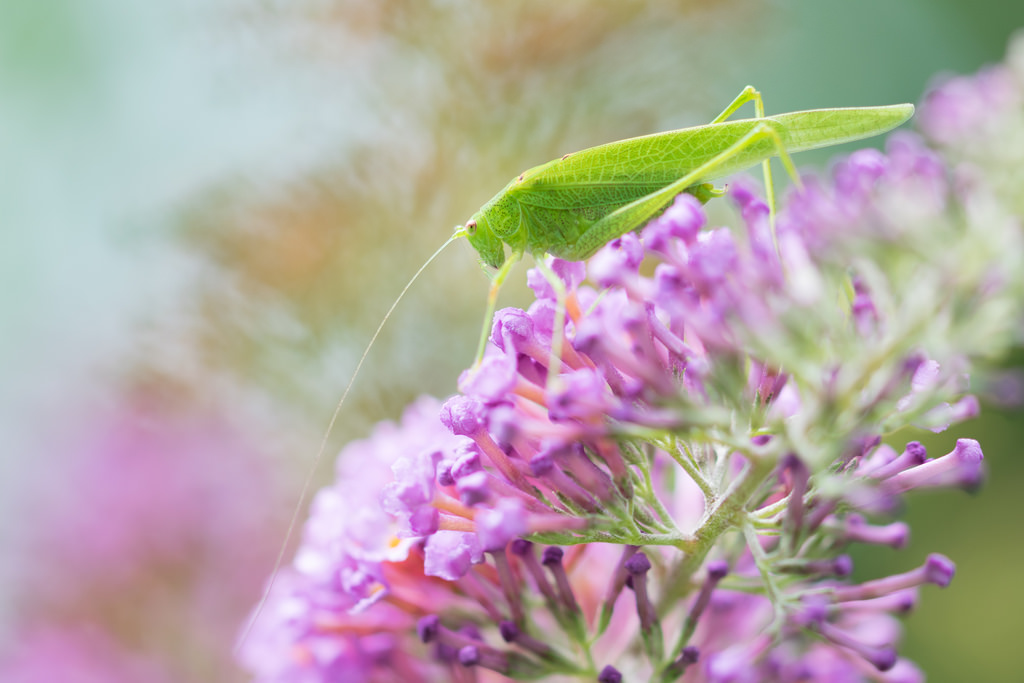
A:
[464,212,506,269]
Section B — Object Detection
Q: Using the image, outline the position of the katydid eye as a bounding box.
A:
[466,220,477,236]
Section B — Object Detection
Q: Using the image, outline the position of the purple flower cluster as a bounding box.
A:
[240,45,1024,682]
[0,391,284,683]
[1,627,176,683]
[918,37,1024,161]
[238,398,466,682]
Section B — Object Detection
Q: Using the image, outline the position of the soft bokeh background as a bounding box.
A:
[2,1,1023,680]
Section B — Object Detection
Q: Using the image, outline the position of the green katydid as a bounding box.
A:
[455,86,913,363]
[237,86,914,650]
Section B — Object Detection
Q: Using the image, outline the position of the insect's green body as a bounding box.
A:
[465,104,914,269]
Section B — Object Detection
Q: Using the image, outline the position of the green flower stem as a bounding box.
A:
[655,451,778,618]
[662,437,715,500]
[529,529,697,550]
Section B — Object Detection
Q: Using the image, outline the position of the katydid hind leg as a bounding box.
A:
[709,85,791,227]
[746,87,779,225]
[711,85,764,124]
[707,85,804,230]
[566,119,801,261]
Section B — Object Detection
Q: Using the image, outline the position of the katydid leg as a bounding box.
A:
[532,256,571,390]
[709,85,798,228]
[567,118,802,261]
[474,248,523,366]
[710,85,764,124]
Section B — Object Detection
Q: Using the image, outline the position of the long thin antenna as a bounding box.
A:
[235,227,466,654]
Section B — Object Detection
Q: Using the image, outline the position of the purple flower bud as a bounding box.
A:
[459,623,483,641]
[644,192,706,251]
[706,560,729,581]
[525,298,558,344]
[568,316,602,357]
[842,515,910,549]
[780,453,809,540]
[417,615,440,643]
[443,409,531,491]
[509,539,532,556]
[794,595,829,628]
[552,258,586,290]
[884,438,984,493]
[652,262,693,317]
[498,620,519,643]
[845,435,878,464]
[905,440,928,459]
[380,449,442,536]
[683,560,729,635]
[529,451,553,476]
[507,538,561,612]
[729,177,761,210]
[851,277,879,336]
[526,266,554,301]
[476,499,527,551]
[923,394,981,432]
[455,470,490,507]
[458,354,518,401]
[924,553,956,587]
[625,551,652,575]
[883,659,926,683]
[597,544,640,633]
[817,619,898,672]
[547,368,614,421]
[423,530,482,581]
[865,441,928,480]
[597,665,623,683]
[980,369,1024,407]
[856,442,899,476]
[950,394,981,422]
[832,553,955,602]
[705,637,770,682]
[833,554,854,577]
[435,641,459,663]
[918,65,1017,144]
[436,461,455,487]
[451,445,483,479]
[912,359,940,393]
[837,588,919,615]
[406,505,440,535]
[540,546,581,616]
[541,546,564,566]
[834,148,888,196]
[624,551,657,636]
[589,233,645,288]
[486,402,523,444]
[885,133,948,208]
[526,259,585,301]
[490,307,536,353]
[869,647,899,672]
[458,645,480,666]
[440,396,487,437]
[688,227,738,292]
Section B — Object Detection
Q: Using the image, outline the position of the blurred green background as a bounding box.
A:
[1,1,1022,680]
